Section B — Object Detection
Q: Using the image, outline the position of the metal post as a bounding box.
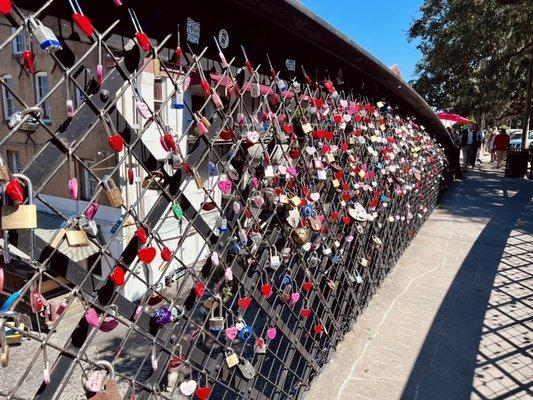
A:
[521,52,533,149]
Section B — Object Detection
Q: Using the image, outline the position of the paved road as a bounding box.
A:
[305,163,533,400]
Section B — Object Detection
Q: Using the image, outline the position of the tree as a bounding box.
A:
[409,0,533,127]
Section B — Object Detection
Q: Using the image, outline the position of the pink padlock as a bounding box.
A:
[196,121,209,135]
[113,0,122,5]
[85,308,119,332]
[68,177,78,200]
[84,202,99,220]
[96,64,104,87]
[211,91,223,110]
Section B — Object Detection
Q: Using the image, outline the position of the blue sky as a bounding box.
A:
[300,0,423,82]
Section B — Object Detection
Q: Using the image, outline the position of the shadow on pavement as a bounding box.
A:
[401,169,533,400]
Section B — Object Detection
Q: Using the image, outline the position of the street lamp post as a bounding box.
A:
[521,52,532,149]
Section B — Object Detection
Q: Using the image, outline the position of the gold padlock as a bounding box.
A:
[331,179,340,188]
[289,196,301,207]
[66,226,89,247]
[324,153,335,164]
[0,157,11,182]
[1,174,37,230]
[225,348,239,368]
[102,175,123,208]
[50,229,67,249]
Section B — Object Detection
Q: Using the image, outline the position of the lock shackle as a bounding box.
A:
[11,174,34,205]
[211,295,223,317]
[101,175,116,190]
[81,359,116,389]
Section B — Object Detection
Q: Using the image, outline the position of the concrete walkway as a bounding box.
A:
[305,163,533,400]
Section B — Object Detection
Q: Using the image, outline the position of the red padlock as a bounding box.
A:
[22,50,36,74]
[72,13,94,37]
[136,227,148,244]
[108,134,124,152]
[135,32,151,52]
[161,246,172,262]
[5,178,25,203]
[0,0,12,14]
[127,167,135,185]
[110,266,126,286]
[163,133,177,152]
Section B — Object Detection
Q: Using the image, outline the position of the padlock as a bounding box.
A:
[254,337,267,354]
[142,171,165,190]
[102,175,123,208]
[317,169,327,180]
[171,91,184,110]
[309,213,322,232]
[84,360,121,400]
[237,359,256,380]
[0,157,10,182]
[208,296,224,331]
[1,174,37,230]
[66,221,90,248]
[225,348,239,368]
[289,195,301,207]
[269,247,281,270]
[286,208,300,228]
[281,284,292,303]
[301,204,313,217]
[324,153,335,163]
[331,179,340,188]
[291,227,310,245]
[29,17,62,52]
[301,122,313,134]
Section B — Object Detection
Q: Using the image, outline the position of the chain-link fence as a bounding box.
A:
[0,1,451,399]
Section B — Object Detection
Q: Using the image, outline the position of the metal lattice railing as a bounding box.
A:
[0,2,451,400]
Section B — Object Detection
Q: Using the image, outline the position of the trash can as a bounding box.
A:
[505,148,529,178]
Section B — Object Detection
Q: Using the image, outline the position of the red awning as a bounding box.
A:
[436,112,471,124]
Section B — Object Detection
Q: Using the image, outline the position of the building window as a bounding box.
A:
[154,78,166,118]
[35,72,51,123]
[1,75,15,120]
[6,150,21,174]
[80,161,97,200]
[11,28,24,56]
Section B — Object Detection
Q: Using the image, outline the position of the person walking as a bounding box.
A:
[460,123,482,169]
[493,128,510,169]
[487,127,497,162]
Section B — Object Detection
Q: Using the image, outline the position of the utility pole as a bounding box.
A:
[521,52,532,148]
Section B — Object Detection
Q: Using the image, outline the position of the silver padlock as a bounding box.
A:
[29,17,62,52]
[7,107,43,132]
[209,296,224,331]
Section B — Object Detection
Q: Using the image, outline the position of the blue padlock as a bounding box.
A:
[239,325,253,341]
[331,255,341,264]
[0,291,21,312]
[207,162,218,177]
[380,194,390,203]
[229,242,241,256]
[280,274,292,286]
[301,204,313,218]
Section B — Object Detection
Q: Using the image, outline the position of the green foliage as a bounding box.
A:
[409,0,533,126]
